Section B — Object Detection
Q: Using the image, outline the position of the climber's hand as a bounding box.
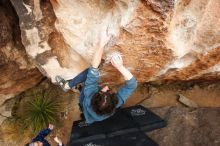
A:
[98,29,110,49]
[54,136,62,146]
[111,54,123,69]
[48,124,54,130]
[111,54,133,80]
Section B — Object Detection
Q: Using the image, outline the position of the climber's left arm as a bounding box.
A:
[91,31,110,68]
[91,46,104,69]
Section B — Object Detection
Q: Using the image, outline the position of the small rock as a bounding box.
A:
[207,84,215,90]
[60,112,65,119]
[193,85,200,90]
[149,87,159,94]
[177,94,198,108]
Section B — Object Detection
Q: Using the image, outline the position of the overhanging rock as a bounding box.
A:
[9,0,220,84]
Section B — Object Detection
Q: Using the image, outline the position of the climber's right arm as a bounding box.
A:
[111,54,133,80]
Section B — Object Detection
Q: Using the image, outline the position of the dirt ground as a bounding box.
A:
[125,81,220,107]
[0,80,220,146]
[148,106,220,146]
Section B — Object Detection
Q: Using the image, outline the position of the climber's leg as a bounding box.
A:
[55,68,88,92]
[68,68,89,88]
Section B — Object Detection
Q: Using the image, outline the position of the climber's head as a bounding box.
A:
[91,86,118,115]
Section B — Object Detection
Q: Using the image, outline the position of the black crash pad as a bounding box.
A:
[70,105,166,144]
[122,105,167,131]
[71,110,137,140]
[71,131,158,146]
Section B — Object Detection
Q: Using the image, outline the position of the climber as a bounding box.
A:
[56,36,137,124]
[25,124,64,146]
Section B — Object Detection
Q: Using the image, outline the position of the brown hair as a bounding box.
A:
[91,91,118,115]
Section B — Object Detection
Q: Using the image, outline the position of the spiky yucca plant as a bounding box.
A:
[21,89,61,134]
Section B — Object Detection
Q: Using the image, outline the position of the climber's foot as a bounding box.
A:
[55,75,69,92]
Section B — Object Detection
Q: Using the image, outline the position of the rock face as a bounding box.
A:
[0,0,218,124]
[163,0,220,81]
[0,0,219,141]
[0,0,43,124]
[8,0,220,84]
[10,0,89,83]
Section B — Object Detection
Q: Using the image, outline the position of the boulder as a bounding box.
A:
[0,0,43,119]
[0,0,219,125]
[7,0,220,84]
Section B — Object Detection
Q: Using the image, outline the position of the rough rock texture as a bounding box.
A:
[10,0,89,82]
[0,0,219,127]
[0,98,15,124]
[0,0,43,124]
[0,0,219,143]
[8,0,220,84]
[163,0,220,81]
[148,107,220,146]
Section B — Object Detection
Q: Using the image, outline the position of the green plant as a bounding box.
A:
[20,89,62,134]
